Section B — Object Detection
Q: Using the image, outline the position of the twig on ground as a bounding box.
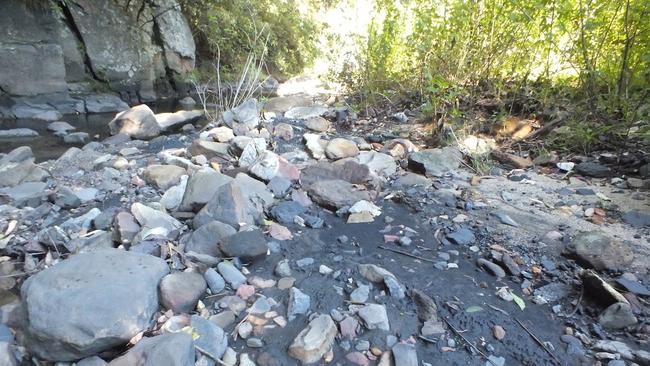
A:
[443,318,498,366]
[378,245,437,263]
[487,304,510,316]
[231,314,250,339]
[418,335,438,344]
[0,271,37,278]
[515,318,563,365]
[567,288,584,317]
[344,300,370,305]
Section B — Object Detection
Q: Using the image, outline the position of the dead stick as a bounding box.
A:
[344,300,370,305]
[0,272,37,278]
[567,288,584,317]
[487,304,510,316]
[443,318,498,366]
[378,245,437,263]
[515,318,563,366]
[418,335,438,344]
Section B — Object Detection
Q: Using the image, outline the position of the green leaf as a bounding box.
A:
[511,292,526,311]
[465,305,484,313]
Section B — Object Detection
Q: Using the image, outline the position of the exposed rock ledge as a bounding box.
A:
[0,0,196,119]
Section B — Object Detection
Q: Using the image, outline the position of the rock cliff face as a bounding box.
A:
[0,0,196,119]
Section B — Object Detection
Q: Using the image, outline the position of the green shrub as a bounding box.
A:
[339,0,650,152]
[180,0,320,78]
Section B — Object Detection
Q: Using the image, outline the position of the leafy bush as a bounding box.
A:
[341,0,650,151]
[180,0,320,78]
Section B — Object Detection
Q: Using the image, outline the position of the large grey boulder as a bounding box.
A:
[263,95,313,113]
[189,140,231,160]
[21,250,169,361]
[306,179,372,210]
[179,168,233,212]
[159,272,207,314]
[108,333,194,366]
[0,146,49,188]
[0,182,47,207]
[143,165,186,191]
[567,231,633,271]
[304,116,331,132]
[249,151,280,181]
[325,138,359,160]
[301,160,371,187]
[131,202,182,233]
[408,147,462,177]
[155,110,202,132]
[186,220,237,257]
[224,99,260,129]
[357,151,397,177]
[358,304,390,330]
[109,105,161,140]
[598,302,637,329]
[219,229,268,262]
[285,106,328,119]
[84,94,129,114]
[194,173,273,228]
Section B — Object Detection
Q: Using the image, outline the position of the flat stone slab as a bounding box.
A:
[21,249,169,361]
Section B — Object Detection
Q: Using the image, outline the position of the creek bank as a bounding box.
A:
[0,92,647,365]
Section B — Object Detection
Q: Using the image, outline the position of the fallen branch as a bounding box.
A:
[522,115,565,141]
[377,245,437,263]
[490,150,533,169]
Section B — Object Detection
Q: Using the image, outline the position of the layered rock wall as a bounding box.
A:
[0,0,196,118]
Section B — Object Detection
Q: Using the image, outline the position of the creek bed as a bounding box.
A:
[0,99,195,162]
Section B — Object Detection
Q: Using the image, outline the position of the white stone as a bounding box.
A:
[349,200,381,217]
[304,133,325,160]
